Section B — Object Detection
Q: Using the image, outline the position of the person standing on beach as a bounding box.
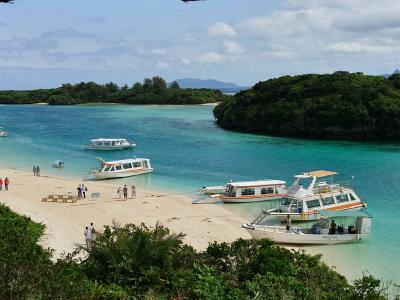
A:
[90,222,96,235]
[0,178,3,191]
[77,185,82,198]
[82,184,87,198]
[131,185,136,199]
[36,166,40,176]
[33,166,37,176]
[117,187,122,199]
[84,226,92,250]
[4,177,9,191]
[123,185,128,200]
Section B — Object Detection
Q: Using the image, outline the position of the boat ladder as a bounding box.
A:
[251,210,269,225]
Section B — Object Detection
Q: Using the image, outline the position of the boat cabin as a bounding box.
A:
[220,180,286,203]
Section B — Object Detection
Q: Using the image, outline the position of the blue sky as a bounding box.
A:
[0,0,399,89]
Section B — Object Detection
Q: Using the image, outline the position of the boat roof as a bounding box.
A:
[91,138,128,142]
[228,180,286,187]
[303,170,338,178]
[319,210,372,218]
[96,157,148,165]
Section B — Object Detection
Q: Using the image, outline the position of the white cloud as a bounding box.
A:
[326,42,392,54]
[223,41,245,54]
[180,57,191,65]
[151,48,167,55]
[208,22,236,38]
[197,52,222,63]
[156,61,169,69]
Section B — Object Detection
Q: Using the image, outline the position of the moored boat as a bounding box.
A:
[243,210,372,245]
[265,170,366,221]
[85,138,135,150]
[0,127,8,137]
[90,157,153,180]
[219,180,286,203]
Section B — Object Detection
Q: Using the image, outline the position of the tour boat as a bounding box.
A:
[90,157,153,180]
[264,170,366,221]
[0,127,7,137]
[219,180,286,203]
[242,210,372,245]
[85,138,135,150]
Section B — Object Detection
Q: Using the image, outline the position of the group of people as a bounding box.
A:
[77,184,88,198]
[32,166,41,176]
[117,185,136,200]
[0,177,10,191]
[83,222,96,250]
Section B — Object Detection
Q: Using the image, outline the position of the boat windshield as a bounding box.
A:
[281,197,303,213]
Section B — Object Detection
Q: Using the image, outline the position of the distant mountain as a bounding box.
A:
[383,69,400,78]
[175,78,249,93]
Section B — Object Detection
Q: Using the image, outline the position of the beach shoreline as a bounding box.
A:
[0,167,251,257]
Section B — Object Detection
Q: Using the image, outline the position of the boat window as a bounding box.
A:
[133,162,142,168]
[306,199,321,209]
[122,163,132,169]
[109,166,115,171]
[103,166,111,172]
[349,193,356,201]
[321,196,335,206]
[261,187,274,194]
[104,142,110,146]
[143,161,149,168]
[336,194,349,203]
[115,165,122,171]
[241,188,255,196]
[112,141,115,146]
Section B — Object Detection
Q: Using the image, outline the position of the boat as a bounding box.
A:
[219,180,286,203]
[242,210,372,245]
[199,185,227,195]
[265,170,366,221]
[0,127,7,137]
[85,138,135,150]
[53,160,65,168]
[90,157,153,180]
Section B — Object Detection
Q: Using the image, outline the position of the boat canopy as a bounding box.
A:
[96,156,147,166]
[319,210,372,218]
[304,170,338,178]
[228,180,286,188]
[91,138,127,142]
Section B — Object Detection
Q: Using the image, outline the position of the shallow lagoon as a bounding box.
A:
[0,104,398,282]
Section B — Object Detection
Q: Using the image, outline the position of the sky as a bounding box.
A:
[0,0,399,89]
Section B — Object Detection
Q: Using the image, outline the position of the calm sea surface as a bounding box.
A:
[0,104,399,282]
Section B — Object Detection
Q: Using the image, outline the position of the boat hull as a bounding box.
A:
[85,144,134,151]
[92,168,152,180]
[221,194,283,203]
[243,224,367,245]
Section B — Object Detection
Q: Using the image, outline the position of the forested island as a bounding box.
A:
[0,76,227,105]
[214,72,400,140]
[1,203,395,299]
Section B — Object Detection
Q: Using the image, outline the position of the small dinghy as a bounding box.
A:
[53,160,65,168]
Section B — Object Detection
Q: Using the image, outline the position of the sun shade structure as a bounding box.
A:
[305,170,338,178]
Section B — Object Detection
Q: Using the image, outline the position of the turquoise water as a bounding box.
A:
[0,104,399,282]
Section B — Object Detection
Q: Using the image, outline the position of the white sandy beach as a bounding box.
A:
[0,168,251,257]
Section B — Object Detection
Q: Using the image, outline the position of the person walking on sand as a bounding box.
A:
[90,222,96,235]
[0,178,3,191]
[36,166,40,177]
[117,187,122,199]
[123,185,128,200]
[131,185,136,199]
[84,226,92,250]
[82,184,88,198]
[4,177,9,191]
[33,166,37,176]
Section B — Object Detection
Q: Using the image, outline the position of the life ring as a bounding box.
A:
[322,186,329,193]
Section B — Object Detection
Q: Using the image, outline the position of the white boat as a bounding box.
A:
[199,185,226,195]
[85,138,135,150]
[90,157,153,180]
[0,127,7,137]
[243,210,372,245]
[53,160,65,168]
[219,180,286,203]
[265,170,366,221]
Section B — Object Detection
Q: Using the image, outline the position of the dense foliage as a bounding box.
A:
[214,72,400,140]
[1,203,397,299]
[0,77,227,105]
